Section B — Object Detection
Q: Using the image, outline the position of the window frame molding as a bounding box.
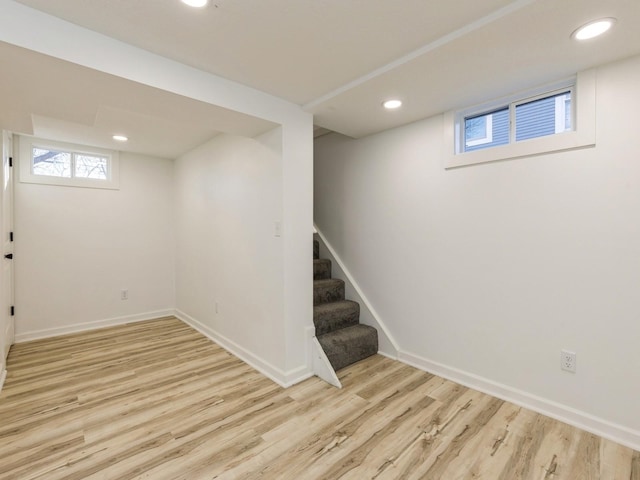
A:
[19,136,120,190]
[443,69,596,169]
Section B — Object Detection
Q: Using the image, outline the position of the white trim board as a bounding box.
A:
[311,336,342,388]
[0,368,6,393]
[174,309,313,389]
[14,309,176,343]
[398,350,640,452]
[306,325,341,388]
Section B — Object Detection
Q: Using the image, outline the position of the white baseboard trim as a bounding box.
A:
[377,350,399,361]
[398,350,640,452]
[0,368,6,393]
[14,309,176,343]
[175,309,313,388]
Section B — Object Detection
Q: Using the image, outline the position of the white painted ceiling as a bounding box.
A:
[3,0,640,155]
[0,41,275,159]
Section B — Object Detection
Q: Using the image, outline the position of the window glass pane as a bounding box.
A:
[32,147,71,177]
[465,117,488,143]
[516,91,571,142]
[464,107,509,152]
[75,154,108,180]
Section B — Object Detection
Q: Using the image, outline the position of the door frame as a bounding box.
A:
[1,130,15,383]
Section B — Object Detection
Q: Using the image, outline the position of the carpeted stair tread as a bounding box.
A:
[313,259,332,280]
[313,278,345,306]
[314,300,359,335]
[312,238,378,373]
[317,324,378,371]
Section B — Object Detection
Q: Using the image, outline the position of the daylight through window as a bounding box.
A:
[32,147,109,180]
[462,88,573,153]
[444,71,596,169]
[20,137,119,190]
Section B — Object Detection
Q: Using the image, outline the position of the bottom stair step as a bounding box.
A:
[317,324,378,372]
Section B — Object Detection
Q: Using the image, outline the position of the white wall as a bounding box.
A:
[175,131,296,381]
[14,146,175,339]
[314,54,640,447]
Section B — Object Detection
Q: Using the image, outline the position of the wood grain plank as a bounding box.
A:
[0,316,637,480]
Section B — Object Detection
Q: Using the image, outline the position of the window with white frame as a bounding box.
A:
[444,70,596,169]
[19,137,119,189]
[461,86,573,153]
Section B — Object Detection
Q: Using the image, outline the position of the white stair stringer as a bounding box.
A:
[312,337,342,388]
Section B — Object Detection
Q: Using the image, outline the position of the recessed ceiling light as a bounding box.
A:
[383,99,402,109]
[112,135,128,142]
[572,18,616,41]
[181,0,208,7]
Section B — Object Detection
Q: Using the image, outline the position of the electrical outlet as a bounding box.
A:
[121,289,128,300]
[561,350,576,373]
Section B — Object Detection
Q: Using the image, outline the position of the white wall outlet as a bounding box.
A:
[121,289,128,300]
[274,221,282,237]
[561,349,576,373]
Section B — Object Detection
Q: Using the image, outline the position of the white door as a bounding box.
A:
[1,130,14,366]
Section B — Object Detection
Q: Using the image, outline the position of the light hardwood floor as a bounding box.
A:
[0,317,637,479]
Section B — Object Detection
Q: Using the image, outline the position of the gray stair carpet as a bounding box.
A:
[313,278,345,306]
[314,300,359,335]
[313,239,378,371]
[313,259,331,280]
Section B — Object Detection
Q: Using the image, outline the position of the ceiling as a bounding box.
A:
[0,41,275,159]
[3,0,640,156]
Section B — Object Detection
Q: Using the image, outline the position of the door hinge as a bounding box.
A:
[9,157,12,167]
[10,306,14,316]
[9,231,13,242]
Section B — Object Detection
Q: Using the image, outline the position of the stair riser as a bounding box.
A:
[313,259,331,280]
[327,343,377,371]
[313,282,345,306]
[314,304,359,336]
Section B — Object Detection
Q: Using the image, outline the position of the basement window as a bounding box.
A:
[444,70,596,168]
[462,89,571,153]
[19,137,119,189]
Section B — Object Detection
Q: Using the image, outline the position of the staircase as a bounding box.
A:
[313,239,378,371]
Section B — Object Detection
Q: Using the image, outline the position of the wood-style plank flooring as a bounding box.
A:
[0,317,637,479]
